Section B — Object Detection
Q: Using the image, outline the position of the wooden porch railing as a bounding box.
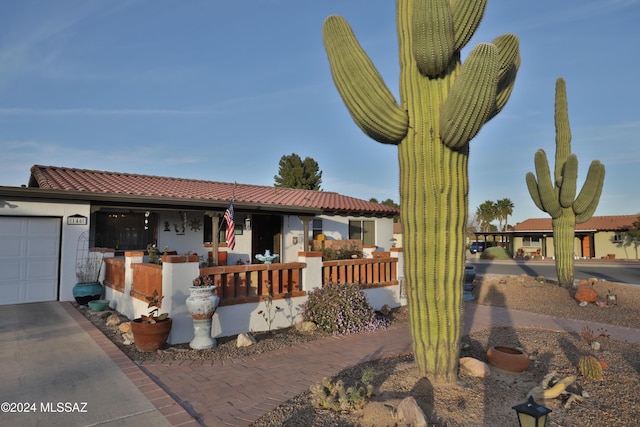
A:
[322,257,398,288]
[200,262,306,306]
[103,257,125,293]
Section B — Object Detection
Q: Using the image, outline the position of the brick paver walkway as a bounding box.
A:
[114,303,639,426]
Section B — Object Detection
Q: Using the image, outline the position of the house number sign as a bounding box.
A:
[67,215,88,225]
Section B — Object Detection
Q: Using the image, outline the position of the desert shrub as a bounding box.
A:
[321,242,362,261]
[302,283,389,334]
[310,368,376,412]
[480,246,512,260]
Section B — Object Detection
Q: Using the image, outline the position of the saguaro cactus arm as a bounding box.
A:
[440,43,499,149]
[452,0,488,51]
[490,34,521,120]
[559,154,578,208]
[574,160,605,223]
[322,16,409,145]
[411,0,456,77]
[527,149,562,218]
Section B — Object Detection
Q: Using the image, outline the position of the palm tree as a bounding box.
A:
[496,198,514,231]
[476,201,497,232]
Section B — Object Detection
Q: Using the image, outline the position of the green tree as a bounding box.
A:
[623,215,640,259]
[274,153,322,190]
[495,198,514,231]
[377,198,400,222]
[323,1,519,382]
[526,78,605,287]
[476,201,498,232]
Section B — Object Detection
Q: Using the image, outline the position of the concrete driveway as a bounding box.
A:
[0,302,180,426]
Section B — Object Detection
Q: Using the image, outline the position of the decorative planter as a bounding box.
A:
[186,286,220,349]
[486,346,530,372]
[88,299,110,312]
[131,318,172,352]
[72,282,104,305]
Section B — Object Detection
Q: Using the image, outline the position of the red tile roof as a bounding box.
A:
[512,215,638,232]
[28,165,399,216]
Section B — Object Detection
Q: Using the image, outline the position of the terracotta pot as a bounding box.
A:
[131,318,172,352]
[486,346,529,372]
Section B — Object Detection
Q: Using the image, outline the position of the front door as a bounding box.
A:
[251,215,282,261]
[582,235,591,258]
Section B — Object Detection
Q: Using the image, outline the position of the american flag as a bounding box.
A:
[223,200,236,250]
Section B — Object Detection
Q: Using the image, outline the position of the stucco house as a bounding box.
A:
[0,165,399,307]
[509,215,639,260]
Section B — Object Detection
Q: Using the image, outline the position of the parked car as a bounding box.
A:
[470,241,493,253]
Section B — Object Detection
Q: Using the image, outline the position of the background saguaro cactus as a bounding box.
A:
[526,77,605,288]
[323,0,519,382]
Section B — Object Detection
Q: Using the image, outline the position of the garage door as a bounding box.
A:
[0,217,61,305]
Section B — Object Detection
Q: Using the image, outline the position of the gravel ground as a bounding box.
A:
[79,274,640,426]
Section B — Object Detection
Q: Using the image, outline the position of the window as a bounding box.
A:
[349,220,375,246]
[522,236,540,246]
[312,218,323,239]
[613,233,623,243]
[203,214,241,244]
[94,212,157,250]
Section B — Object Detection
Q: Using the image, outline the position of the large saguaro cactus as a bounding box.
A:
[323,0,519,382]
[526,78,605,287]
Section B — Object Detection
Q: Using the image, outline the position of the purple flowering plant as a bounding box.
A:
[301,283,389,335]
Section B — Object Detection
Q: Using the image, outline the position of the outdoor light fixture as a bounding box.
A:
[245,215,251,230]
[512,396,552,427]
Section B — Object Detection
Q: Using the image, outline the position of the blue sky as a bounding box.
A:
[1,0,639,225]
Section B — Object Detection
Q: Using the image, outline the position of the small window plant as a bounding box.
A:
[146,244,169,264]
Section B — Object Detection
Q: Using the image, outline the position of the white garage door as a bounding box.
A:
[0,217,61,305]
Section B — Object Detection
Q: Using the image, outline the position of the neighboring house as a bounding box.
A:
[0,165,399,306]
[510,215,639,260]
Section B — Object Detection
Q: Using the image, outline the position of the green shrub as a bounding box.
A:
[480,246,512,260]
[321,242,362,261]
[302,283,389,335]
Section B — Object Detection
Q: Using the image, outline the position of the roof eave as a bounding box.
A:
[0,186,322,215]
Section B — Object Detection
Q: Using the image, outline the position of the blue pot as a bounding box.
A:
[73,282,104,305]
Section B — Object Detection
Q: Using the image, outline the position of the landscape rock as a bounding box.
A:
[396,396,427,427]
[575,286,598,303]
[459,357,491,378]
[237,333,257,348]
[105,314,121,327]
[122,331,134,345]
[295,321,318,333]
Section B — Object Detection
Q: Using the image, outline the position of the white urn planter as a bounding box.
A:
[186,285,220,349]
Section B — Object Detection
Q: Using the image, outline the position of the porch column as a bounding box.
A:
[298,216,315,251]
[207,212,222,264]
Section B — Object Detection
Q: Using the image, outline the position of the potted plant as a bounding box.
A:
[72,232,105,305]
[130,290,173,352]
[186,274,220,349]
